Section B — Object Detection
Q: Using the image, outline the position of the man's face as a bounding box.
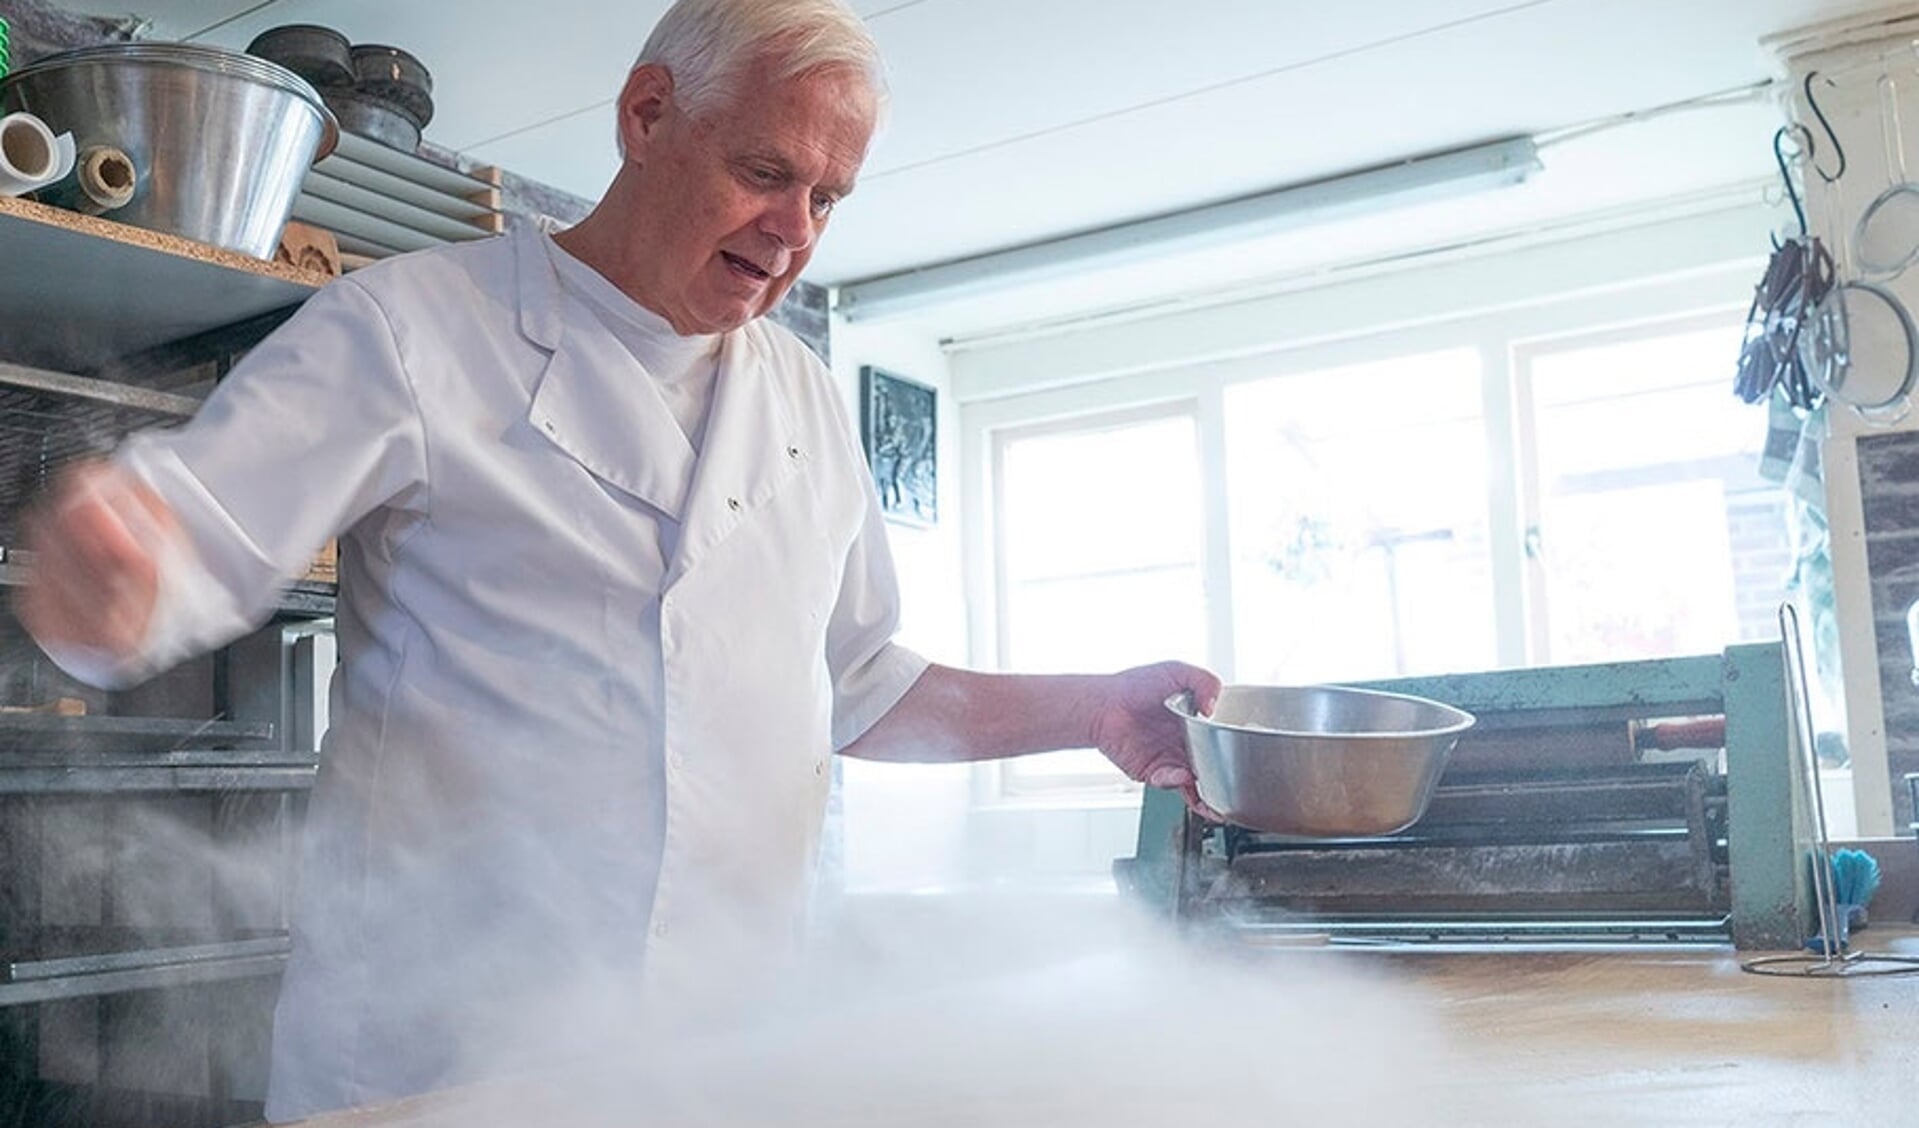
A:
[622,60,877,335]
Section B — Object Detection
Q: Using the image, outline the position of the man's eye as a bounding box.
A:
[750,167,783,186]
[811,194,837,219]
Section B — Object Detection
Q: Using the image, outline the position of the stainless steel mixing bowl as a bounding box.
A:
[1166,684,1474,837]
[0,42,336,258]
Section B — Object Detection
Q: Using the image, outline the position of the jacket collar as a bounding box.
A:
[519,227,698,521]
[514,225,566,350]
[512,227,806,569]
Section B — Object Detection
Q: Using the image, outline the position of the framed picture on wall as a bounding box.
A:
[860,365,938,527]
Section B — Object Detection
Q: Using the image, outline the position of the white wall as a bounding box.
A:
[828,317,976,892]
[947,202,1777,402]
[828,320,965,662]
[830,314,1168,893]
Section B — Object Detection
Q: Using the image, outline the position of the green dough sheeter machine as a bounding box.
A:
[1118,643,1820,949]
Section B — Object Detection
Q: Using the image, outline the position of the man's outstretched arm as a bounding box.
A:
[844,661,1222,813]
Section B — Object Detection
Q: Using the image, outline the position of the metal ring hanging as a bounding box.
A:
[1803,279,1919,424]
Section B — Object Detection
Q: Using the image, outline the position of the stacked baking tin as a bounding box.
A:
[246,24,433,151]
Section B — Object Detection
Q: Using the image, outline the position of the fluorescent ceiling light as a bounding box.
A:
[835,135,1541,323]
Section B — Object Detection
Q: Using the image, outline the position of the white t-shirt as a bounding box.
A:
[543,235,721,452]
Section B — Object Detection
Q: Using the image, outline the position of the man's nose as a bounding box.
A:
[761,190,816,252]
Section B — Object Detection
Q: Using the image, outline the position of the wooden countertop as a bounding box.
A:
[282,932,1919,1127]
[1366,934,1919,1124]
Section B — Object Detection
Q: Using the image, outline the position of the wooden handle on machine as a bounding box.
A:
[1635,717,1727,751]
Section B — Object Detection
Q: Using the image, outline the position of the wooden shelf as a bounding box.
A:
[0,196,328,370]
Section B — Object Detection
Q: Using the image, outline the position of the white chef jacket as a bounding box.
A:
[86,226,928,1120]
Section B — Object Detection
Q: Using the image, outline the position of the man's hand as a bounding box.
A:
[14,461,178,657]
[1089,661,1223,819]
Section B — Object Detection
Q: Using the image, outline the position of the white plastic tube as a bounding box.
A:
[0,112,75,197]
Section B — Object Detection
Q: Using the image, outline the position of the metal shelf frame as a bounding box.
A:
[0,175,327,1122]
[0,358,340,619]
[0,754,315,795]
[0,937,290,1008]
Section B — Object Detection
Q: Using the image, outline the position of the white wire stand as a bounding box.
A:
[1742,603,1919,978]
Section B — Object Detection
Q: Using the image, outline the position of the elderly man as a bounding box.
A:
[18,0,1217,1119]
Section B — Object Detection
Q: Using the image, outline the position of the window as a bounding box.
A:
[981,313,1791,810]
[1519,321,1789,664]
[1224,349,1497,684]
[993,405,1206,796]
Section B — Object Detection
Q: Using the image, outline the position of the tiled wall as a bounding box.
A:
[0,0,134,57]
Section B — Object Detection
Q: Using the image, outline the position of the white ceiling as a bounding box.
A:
[48,0,1901,334]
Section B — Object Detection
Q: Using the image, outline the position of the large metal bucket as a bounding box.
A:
[0,43,337,258]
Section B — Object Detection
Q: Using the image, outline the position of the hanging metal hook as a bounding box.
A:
[1774,124,1810,242]
[1805,70,1846,183]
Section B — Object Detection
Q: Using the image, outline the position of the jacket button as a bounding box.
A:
[653,920,668,938]
[787,445,800,459]
[727,496,741,511]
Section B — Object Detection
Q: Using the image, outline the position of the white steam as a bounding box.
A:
[329,895,1547,1127]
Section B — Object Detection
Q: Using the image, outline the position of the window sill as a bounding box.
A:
[971,792,1144,814]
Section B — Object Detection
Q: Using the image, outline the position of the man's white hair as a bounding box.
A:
[636,0,885,117]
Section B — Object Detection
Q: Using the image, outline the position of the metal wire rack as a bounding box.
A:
[0,360,197,545]
[1741,603,1919,978]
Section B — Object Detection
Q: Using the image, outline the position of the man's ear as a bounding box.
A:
[617,63,676,161]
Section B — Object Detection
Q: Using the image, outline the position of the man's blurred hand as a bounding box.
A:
[14,461,179,657]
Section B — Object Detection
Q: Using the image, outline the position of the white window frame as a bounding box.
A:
[1509,308,1758,666]
[985,399,1209,804]
[1214,343,1503,684]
